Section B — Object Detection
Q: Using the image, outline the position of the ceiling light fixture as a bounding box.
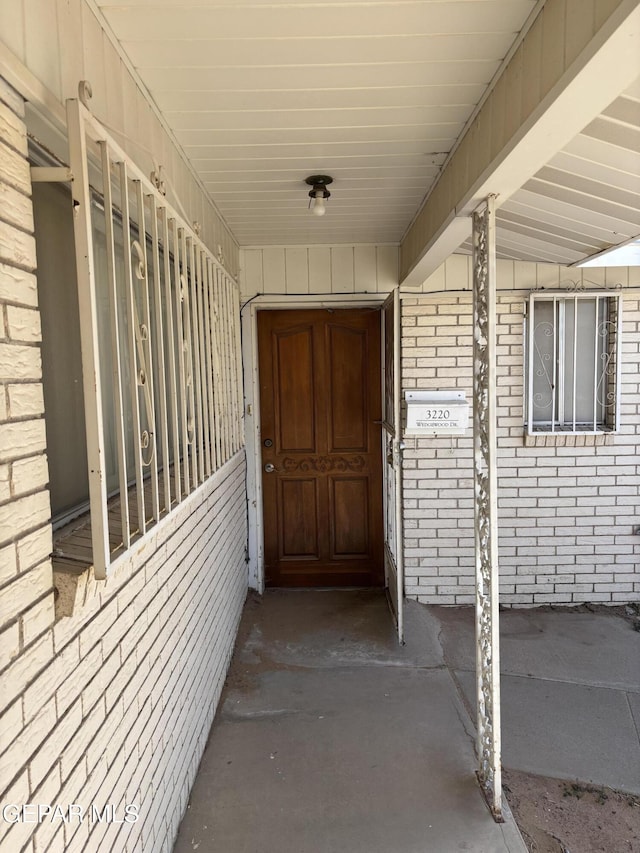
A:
[305,175,333,217]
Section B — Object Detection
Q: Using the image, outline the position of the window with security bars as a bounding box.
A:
[34,99,244,580]
[525,292,622,434]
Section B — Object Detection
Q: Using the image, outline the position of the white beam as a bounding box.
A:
[401,0,640,287]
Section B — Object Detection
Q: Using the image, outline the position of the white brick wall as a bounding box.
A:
[402,277,640,606]
[0,452,248,853]
[0,81,55,654]
[0,79,250,853]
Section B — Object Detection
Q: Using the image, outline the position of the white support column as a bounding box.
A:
[472,195,502,820]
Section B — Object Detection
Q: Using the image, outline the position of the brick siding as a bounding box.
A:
[402,291,640,606]
[0,79,56,670]
[0,452,248,853]
[0,82,249,853]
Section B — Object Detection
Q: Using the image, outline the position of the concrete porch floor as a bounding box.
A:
[173,590,527,853]
[435,605,640,796]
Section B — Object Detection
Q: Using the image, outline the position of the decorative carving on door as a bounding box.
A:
[282,455,365,473]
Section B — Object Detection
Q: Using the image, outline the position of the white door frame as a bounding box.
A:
[381,286,405,642]
[241,293,390,592]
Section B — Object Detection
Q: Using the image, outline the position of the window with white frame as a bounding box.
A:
[525,292,622,434]
[32,100,244,579]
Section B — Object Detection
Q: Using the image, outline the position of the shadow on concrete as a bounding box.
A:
[173,590,526,853]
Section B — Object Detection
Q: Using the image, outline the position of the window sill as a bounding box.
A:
[53,560,98,620]
[52,511,97,620]
[51,466,181,619]
[523,431,615,448]
[50,458,235,620]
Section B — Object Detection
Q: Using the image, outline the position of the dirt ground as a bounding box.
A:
[503,600,640,630]
[501,602,640,852]
[504,769,640,853]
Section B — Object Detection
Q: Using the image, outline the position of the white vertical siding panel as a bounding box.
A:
[422,262,445,293]
[242,245,401,296]
[331,247,354,293]
[195,176,207,240]
[503,44,524,144]
[0,2,25,62]
[285,247,309,294]
[56,0,84,101]
[224,232,236,277]
[308,247,332,293]
[445,254,471,290]
[451,133,472,207]
[162,127,180,217]
[595,0,620,32]
[149,113,165,191]
[24,0,61,100]
[628,266,640,287]
[80,4,108,123]
[136,99,154,175]
[469,99,492,190]
[521,10,543,123]
[581,266,606,288]
[604,266,626,288]
[181,161,195,225]
[535,261,561,289]
[2,0,234,279]
[204,198,217,260]
[353,245,376,292]
[186,172,199,234]
[556,265,576,285]
[193,176,205,236]
[540,0,566,98]
[513,260,537,290]
[496,259,516,290]
[376,246,399,293]
[241,249,264,298]
[262,248,286,294]
[565,0,596,68]
[121,69,140,163]
[103,44,125,133]
[489,72,507,162]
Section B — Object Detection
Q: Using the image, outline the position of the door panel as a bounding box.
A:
[275,326,316,452]
[279,478,319,558]
[331,477,369,557]
[328,325,368,452]
[259,308,383,587]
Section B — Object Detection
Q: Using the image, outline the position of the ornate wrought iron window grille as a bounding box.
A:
[526,293,622,435]
[66,96,244,579]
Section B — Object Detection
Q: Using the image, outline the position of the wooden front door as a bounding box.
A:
[258,308,384,587]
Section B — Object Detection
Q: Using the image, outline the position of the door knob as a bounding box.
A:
[264,463,275,473]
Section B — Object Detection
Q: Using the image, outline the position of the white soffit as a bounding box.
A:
[458,77,640,265]
[94,0,539,246]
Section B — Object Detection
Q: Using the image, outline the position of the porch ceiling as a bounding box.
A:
[459,77,640,265]
[95,0,639,269]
